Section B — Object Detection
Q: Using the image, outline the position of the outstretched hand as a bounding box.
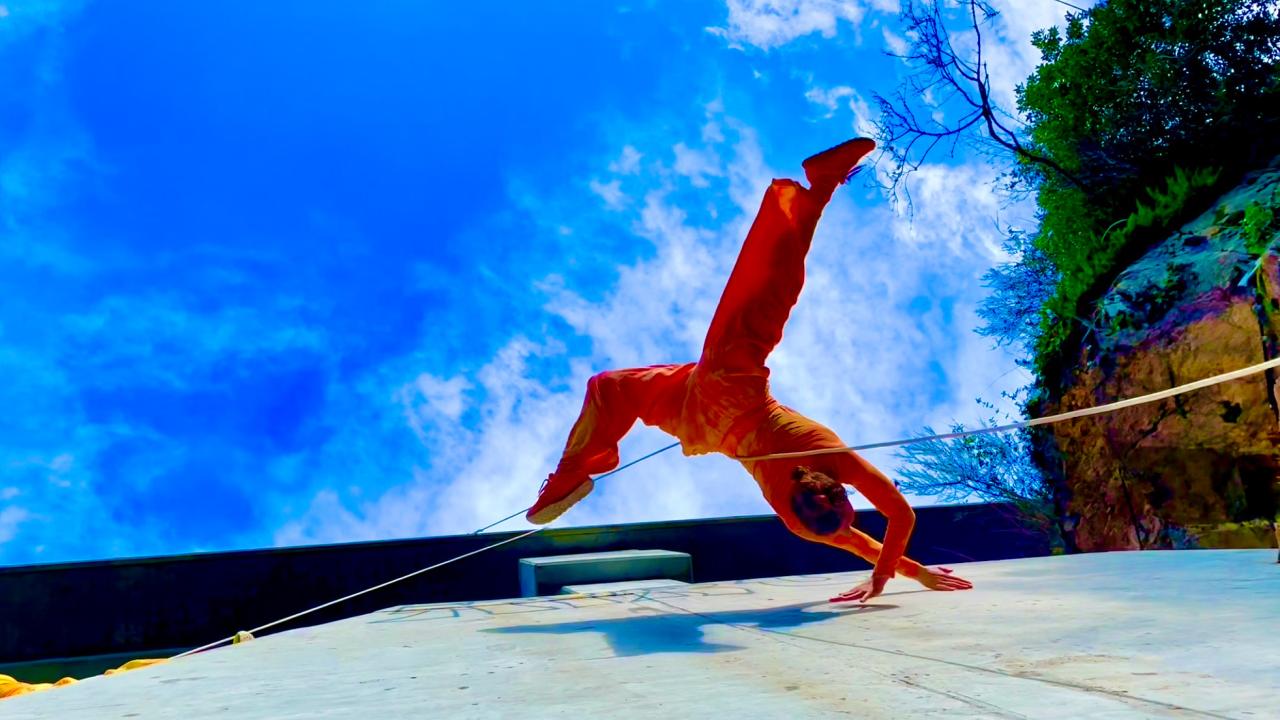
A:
[914,566,973,592]
[830,567,973,603]
[829,574,890,604]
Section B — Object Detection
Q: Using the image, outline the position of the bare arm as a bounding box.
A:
[838,454,917,580]
[828,527,925,579]
[826,525,973,601]
[759,450,918,580]
[767,470,973,601]
[828,453,971,600]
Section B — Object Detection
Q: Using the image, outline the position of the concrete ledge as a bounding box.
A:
[561,579,690,595]
[519,549,692,597]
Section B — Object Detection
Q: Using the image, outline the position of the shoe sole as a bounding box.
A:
[527,478,595,525]
[802,138,875,185]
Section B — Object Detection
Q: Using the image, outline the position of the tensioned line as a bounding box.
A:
[470,441,683,534]
[170,354,1280,660]
[169,527,546,660]
[739,356,1280,461]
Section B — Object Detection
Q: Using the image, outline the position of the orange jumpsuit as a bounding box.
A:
[549,178,918,579]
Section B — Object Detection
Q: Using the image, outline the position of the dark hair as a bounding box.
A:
[789,466,849,536]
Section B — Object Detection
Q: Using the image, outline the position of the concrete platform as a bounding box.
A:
[4,550,1276,719]
[518,549,692,597]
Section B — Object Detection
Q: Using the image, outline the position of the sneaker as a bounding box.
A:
[526,472,595,525]
[802,137,876,190]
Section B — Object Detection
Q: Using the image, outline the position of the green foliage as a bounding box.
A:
[896,402,1059,542]
[1018,0,1280,201]
[1242,195,1277,256]
[1128,167,1223,234]
[1033,166,1221,376]
[1008,0,1280,384]
[1234,187,1280,291]
[975,230,1058,355]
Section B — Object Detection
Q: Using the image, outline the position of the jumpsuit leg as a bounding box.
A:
[551,366,684,480]
[529,366,685,524]
[698,180,833,375]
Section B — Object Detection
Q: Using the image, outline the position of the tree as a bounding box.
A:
[1021,0,1280,374]
[872,0,1088,210]
[877,0,1280,380]
[875,0,1280,225]
[895,403,1062,547]
[976,228,1058,355]
[878,1,1280,548]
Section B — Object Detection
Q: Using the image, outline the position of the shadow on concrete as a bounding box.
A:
[484,600,895,657]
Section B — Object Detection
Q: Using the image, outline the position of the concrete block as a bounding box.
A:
[560,578,689,595]
[518,549,692,597]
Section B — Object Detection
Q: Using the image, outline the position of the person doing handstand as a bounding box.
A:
[526,138,972,603]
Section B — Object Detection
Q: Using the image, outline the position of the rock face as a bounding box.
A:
[1047,159,1280,551]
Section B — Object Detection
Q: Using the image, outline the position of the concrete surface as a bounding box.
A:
[4,550,1276,719]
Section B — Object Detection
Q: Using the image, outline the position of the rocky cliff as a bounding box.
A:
[1046,158,1280,551]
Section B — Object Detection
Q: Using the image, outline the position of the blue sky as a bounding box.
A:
[0,0,1084,565]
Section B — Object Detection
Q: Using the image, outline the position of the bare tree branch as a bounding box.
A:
[872,0,1089,211]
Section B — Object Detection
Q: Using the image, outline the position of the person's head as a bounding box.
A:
[789,466,853,536]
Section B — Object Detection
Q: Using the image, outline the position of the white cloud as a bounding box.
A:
[805,83,877,135]
[59,295,327,388]
[609,146,643,175]
[702,119,726,144]
[0,432,141,562]
[846,91,877,136]
[276,336,588,541]
[887,161,1009,256]
[708,0,900,51]
[882,25,909,55]
[805,84,856,116]
[399,373,471,434]
[769,1,1094,138]
[0,0,89,45]
[589,178,626,210]
[672,142,723,188]
[0,506,29,543]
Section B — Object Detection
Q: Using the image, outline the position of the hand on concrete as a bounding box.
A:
[915,566,973,592]
[829,574,890,603]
